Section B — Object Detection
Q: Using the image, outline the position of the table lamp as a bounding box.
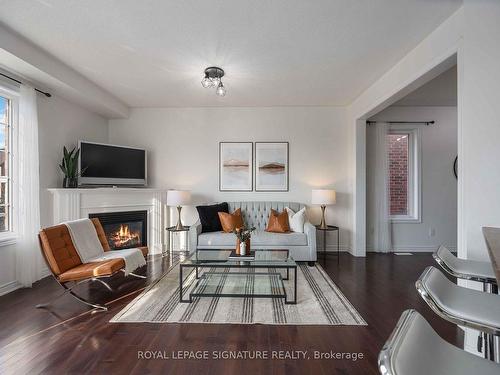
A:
[311,189,336,229]
[167,190,191,230]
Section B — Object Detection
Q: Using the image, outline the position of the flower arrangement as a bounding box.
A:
[233,226,256,255]
[233,226,256,242]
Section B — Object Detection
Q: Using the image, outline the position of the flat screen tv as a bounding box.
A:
[78,141,147,186]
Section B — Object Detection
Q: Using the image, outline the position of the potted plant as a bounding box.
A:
[59,146,85,188]
[233,226,256,255]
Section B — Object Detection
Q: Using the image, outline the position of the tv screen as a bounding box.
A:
[79,141,146,186]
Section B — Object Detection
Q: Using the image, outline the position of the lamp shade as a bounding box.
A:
[311,189,336,205]
[166,190,191,206]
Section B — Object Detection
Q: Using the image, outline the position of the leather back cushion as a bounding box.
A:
[39,225,82,275]
[39,218,110,276]
[266,209,290,233]
[91,218,111,251]
[218,208,244,233]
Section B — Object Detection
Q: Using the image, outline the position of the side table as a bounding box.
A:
[165,226,190,255]
[315,225,340,264]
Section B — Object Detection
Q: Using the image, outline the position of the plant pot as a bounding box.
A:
[236,238,250,255]
[63,177,78,188]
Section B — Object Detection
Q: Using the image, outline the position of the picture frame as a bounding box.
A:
[219,142,253,191]
[255,142,289,191]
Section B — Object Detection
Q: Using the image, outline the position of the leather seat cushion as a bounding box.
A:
[57,247,148,282]
[58,259,126,282]
[438,246,496,280]
[423,267,500,330]
[198,230,307,247]
[385,310,500,375]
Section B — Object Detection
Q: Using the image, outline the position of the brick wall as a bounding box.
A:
[387,134,408,215]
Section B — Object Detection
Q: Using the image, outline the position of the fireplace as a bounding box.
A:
[89,210,147,250]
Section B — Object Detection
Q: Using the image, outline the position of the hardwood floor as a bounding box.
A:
[0,253,462,374]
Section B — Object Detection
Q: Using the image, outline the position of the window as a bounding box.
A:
[387,126,421,222]
[0,93,13,234]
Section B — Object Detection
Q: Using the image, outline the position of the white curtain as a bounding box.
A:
[373,123,392,252]
[15,85,41,287]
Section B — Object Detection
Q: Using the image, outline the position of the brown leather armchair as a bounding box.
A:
[37,218,148,311]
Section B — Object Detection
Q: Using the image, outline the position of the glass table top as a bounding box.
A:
[181,249,296,267]
[190,272,287,298]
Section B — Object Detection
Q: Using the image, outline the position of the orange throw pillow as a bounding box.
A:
[218,208,244,233]
[266,209,290,233]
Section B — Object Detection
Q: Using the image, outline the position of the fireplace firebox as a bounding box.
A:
[89,210,147,250]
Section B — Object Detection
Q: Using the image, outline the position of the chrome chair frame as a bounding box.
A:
[416,267,500,335]
[416,266,500,362]
[378,309,500,375]
[432,246,499,359]
[378,310,415,375]
[36,268,147,312]
[432,245,498,286]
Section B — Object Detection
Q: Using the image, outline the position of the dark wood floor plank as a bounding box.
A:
[0,253,462,374]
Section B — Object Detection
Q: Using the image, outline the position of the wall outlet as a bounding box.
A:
[429,228,436,237]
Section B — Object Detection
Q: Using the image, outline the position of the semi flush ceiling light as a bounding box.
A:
[201,67,226,96]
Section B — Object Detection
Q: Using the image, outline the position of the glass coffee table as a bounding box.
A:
[179,249,297,304]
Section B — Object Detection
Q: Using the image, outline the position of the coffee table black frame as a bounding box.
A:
[179,249,297,304]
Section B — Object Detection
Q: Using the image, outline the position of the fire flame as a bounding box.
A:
[119,224,130,238]
[109,224,141,249]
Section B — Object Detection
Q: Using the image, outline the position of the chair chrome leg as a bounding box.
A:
[35,278,108,311]
[66,289,108,311]
[91,278,114,292]
[127,271,147,279]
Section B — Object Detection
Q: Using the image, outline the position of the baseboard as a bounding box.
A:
[0,280,21,296]
[319,245,351,253]
[366,245,456,253]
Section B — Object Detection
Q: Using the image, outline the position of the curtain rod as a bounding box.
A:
[366,120,434,126]
[0,72,52,97]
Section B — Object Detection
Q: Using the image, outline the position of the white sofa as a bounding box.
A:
[189,201,317,263]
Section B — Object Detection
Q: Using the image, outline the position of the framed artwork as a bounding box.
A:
[219,142,253,191]
[255,142,289,191]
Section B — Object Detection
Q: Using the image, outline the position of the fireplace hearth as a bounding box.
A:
[89,210,147,250]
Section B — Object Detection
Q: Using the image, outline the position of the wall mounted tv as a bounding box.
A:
[78,141,147,186]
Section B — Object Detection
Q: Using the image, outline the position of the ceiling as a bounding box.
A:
[0,0,462,108]
[394,65,457,106]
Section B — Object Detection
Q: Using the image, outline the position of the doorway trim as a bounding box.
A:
[351,45,462,257]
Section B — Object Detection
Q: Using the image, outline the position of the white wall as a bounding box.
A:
[366,106,457,252]
[109,106,351,251]
[461,0,500,261]
[0,94,108,295]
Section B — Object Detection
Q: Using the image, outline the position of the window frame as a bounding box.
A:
[388,125,422,223]
[0,83,19,246]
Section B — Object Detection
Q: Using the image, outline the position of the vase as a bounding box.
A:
[239,242,247,256]
[63,177,78,188]
[236,238,250,255]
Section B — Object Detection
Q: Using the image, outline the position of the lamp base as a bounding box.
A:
[319,205,328,229]
[175,206,184,230]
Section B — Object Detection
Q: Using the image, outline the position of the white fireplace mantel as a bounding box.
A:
[48,187,167,254]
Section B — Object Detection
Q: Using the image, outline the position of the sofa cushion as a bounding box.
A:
[198,231,237,247]
[266,209,290,233]
[252,231,307,246]
[198,230,307,247]
[218,208,244,233]
[196,202,228,233]
[285,207,306,233]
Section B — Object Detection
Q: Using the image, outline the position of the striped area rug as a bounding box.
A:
[110,262,366,326]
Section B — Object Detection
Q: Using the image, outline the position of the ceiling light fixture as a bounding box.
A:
[201,67,226,96]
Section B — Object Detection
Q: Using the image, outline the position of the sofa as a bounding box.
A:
[189,201,317,262]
